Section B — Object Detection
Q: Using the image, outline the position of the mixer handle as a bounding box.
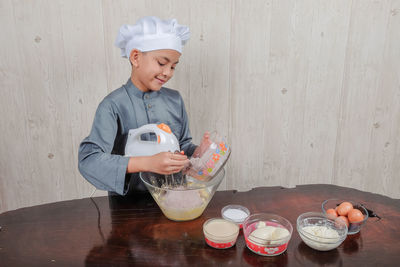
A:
[125,123,180,157]
[128,123,170,143]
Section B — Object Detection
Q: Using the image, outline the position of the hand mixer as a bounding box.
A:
[125,123,186,186]
[125,123,180,157]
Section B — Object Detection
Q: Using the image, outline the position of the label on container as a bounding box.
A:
[205,237,235,249]
[245,237,288,255]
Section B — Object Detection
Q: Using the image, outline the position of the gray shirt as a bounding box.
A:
[78,78,197,195]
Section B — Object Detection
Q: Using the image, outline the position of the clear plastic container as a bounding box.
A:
[297,212,348,251]
[203,218,239,249]
[140,169,225,221]
[186,132,230,182]
[322,199,368,234]
[221,204,250,228]
[243,213,293,256]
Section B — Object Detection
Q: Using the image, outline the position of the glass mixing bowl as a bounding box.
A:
[297,212,348,251]
[140,168,225,221]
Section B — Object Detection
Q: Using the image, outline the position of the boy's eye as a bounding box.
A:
[158,61,166,66]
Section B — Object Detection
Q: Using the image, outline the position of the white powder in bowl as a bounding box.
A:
[300,225,342,251]
[302,225,340,240]
[223,208,249,222]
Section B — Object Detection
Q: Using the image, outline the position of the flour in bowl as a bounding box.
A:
[301,225,340,240]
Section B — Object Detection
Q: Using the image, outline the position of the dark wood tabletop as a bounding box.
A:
[0,184,399,266]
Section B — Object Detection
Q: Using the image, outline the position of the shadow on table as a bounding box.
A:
[342,232,362,255]
[294,241,343,266]
[84,192,226,266]
[84,192,154,266]
[242,246,288,267]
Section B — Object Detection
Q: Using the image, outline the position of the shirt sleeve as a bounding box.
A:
[78,100,130,195]
[178,95,198,157]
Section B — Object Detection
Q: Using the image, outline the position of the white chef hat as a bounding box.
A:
[115,16,190,58]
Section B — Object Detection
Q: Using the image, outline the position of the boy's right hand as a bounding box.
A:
[148,152,189,175]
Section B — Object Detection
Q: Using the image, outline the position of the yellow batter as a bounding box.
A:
[154,188,210,221]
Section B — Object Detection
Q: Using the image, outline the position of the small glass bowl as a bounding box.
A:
[221,204,250,228]
[203,218,239,249]
[322,199,368,234]
[243,213,293,256]
[297,212,348,251]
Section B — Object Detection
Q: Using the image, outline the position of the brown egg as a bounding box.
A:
[326,208,338,219]
[348,208,364,223]
[336,216,349,227]
[337,202,353,216]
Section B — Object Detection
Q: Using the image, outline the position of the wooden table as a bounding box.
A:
[0,184,399,266]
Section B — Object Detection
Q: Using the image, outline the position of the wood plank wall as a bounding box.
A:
[0,0,399,213]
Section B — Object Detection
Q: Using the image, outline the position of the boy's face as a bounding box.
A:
[130,49,181,92]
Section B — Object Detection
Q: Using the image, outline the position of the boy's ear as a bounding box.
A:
[129,49,141,67]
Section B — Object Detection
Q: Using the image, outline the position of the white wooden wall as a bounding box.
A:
[1,0,399,213]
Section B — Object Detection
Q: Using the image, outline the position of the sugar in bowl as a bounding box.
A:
[221,204,250,228]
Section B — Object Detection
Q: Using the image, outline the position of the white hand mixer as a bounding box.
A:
[125,123,180,157]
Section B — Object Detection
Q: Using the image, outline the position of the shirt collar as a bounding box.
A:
[124,78,161,99]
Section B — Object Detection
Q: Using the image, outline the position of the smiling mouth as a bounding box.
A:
[156,77,166,83]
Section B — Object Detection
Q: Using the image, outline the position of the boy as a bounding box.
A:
[78,16,207,195]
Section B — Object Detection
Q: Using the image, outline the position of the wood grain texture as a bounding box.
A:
[0,0,31,212]
[10,0,73,207]
[363,0,400,199]
[0,0,399,213]
[58,0,109,198]
[332,0,396,194]
[230,0,272,190]
[297,0,352,186]
[1,185,399,266]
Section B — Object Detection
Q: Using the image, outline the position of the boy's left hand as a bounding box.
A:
[192,132,211,158]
